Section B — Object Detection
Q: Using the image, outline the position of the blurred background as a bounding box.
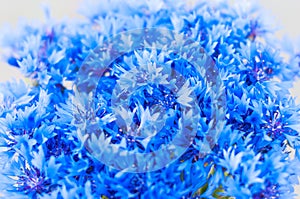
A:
[0,0,299,99]
[0,0,299,197]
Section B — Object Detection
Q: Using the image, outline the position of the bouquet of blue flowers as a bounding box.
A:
[0,0,300,198]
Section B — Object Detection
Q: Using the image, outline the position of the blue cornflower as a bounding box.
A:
[0,0,300,198]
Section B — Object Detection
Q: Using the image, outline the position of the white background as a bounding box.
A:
[0,0,300,99]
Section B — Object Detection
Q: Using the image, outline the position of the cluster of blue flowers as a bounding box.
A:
[0,0,300,198]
